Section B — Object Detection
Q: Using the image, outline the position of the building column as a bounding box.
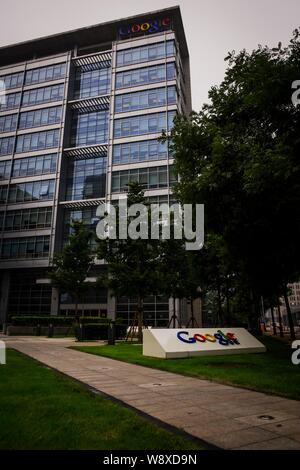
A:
[50,287,59,316]
[0,272,10,325]
[107,289,116,320]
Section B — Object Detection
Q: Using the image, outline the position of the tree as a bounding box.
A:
[97,182,160,343]
[48,220,94,323]
[167,31,300,335]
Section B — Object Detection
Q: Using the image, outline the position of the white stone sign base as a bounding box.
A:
[143,328,266,359]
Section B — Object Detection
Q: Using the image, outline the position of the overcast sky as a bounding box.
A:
[1,0,300,110]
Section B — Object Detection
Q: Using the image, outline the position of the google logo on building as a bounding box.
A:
[118,17,171,38]
[177,330,240,346]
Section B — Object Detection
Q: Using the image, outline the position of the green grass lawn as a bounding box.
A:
[0,349,204,450]
[74,336,300,401]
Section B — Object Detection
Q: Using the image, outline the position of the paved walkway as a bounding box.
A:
[2,336,300,450]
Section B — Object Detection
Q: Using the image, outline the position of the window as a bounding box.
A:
[115,86,176,113]
[1,92,21,110]
[65,157,107,201]
[0,71,23,90]
[114,111,176,138]
[22,84,64,107]
[113,139,168,165]
[73,67,111,99]
[8,180,55,203]
[70,110,109,147]
[0,114,18,133]
[19,106,62,129]
[115,63,176,89]
[116,295,169,327]
[111,165,176,192]
[3,207,52,231]
[0,136,14,156]
[117,41,175,66]
[11,154,57,178]
[1,236,50,259]
[0,160,12,180]
[16,129,59,152]
[25,63,66,85]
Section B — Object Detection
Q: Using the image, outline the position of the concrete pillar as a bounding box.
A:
[107,289,116,320]
[50,287,59,316]
[0,272,10,324]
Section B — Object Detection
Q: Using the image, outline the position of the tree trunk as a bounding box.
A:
[74,294,80,324]
[225,277,231,326]
[277,299,284,338]
[173,297,176,328]
[216,274,223,326]
[283,286,296,341]
[137,296,143,344]
[248,289,260,334]
[270,306,277,336]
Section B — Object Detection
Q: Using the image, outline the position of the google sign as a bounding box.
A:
[143,328,266,359]
[118,17,171,38]
[177,330,240,346]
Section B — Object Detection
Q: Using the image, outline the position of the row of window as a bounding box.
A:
[116,41,175,67]
[1,129,60,155]
[73,67,110,99]
[1,83,64,111]
[0,179,55,204]
[16,129,60,153]
[0,137,14,156]
[111,165,176,192]
[66,157,107,200]
[0,71,23,90]
[0,153,57,180]
[0,106,62,134]
[12,154,57,177]
[115,86,176,113]
[0,114,18,133]
[0,207,52,232]
[25,63,66,85]
[70,110,109,147]
[112,139,168,165]
[114,111,175,139]
[115,62,176,89]
[19,106,62,129]
[0,63,66,91]
[0,236,50,259]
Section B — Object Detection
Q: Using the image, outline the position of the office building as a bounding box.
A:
[0,6,194,326]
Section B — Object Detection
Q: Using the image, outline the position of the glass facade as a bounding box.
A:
[116,295,169,327]
[111,165,177,192]
[115,86,176,113]
[16,129,60,152]
[2,207,52,231]
[0,114,18,133]
[115,62,176,89]
[7,179,55,203]
[65,157,106,200]
[113,139,168,165]
[70,110,109,146]
[12,154,57,178]
[0,136,14,156]
[19,106,62,129]
[1,235,50,259]
[73,67,110,99]
[0,71,23,89]
[116,40,175,66]
[8,270,52,314]
[114,111,176,138]
[22,84,64,107]
[25,63,66,85]
[0,185,8,203]
[0,160,12,180]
